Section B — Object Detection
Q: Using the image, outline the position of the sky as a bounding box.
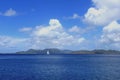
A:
[0,0,120,52]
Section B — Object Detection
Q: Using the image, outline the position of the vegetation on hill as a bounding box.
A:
[15,49,120,54]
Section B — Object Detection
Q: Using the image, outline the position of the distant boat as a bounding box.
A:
[47,51,50,55]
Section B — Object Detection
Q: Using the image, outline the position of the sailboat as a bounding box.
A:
[47,50,50,55]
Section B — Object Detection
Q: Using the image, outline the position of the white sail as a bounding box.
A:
[47,51,50,55]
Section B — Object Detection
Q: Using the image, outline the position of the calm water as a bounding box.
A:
[0,54,120,80]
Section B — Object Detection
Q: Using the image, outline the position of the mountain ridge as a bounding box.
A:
[0,48,120,54]
[14,48,120,54]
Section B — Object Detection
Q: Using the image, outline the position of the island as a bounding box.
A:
[13,48,120,54]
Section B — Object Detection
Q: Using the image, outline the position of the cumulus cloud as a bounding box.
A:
[0,19,86,52]
[0,8,17,16]
[84,0,120,50]
[64,13,81,19]
[72,13,81,19]
[69,26,80,33]
[68,25,95,34]
[19,27,32,32]
[30,19,85,49]
[84,0,120,26]
[0,36,28,48]
[0,36,30,52]
[100,21,120,49]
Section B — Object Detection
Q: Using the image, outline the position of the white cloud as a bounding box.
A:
[103,21,120,33]
[0,8,17,16]
[30,19,85,49]
[0,36,28,48]
[68,25,95,34]
[32,19,62,37]
[84,0,120,26]
[0,36,31,53]
[100,21,120,49]
[69,26,81,33]
[72,13,81,19]
[0,19,86,52]
[19,27,32,32]
[64,13,81,19]
[84,0,120,50]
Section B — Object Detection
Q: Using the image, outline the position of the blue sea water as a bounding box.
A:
[0,54,120,80]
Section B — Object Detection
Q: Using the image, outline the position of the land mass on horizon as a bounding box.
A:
[1,48,120,54]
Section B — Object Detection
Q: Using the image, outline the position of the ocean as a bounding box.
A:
[0,54,120,80]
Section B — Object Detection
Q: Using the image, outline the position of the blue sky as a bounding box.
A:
[0,0,120,52]
[0,0,91,36]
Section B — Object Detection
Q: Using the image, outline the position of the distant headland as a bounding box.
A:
[1,48,120,54]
